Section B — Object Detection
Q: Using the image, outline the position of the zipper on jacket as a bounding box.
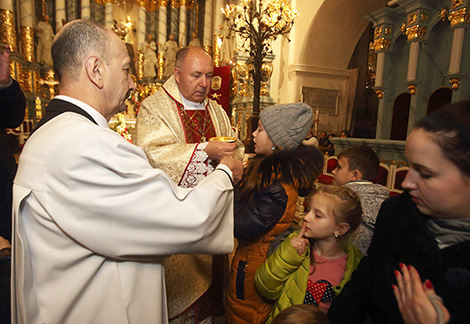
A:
[236,260,248,300]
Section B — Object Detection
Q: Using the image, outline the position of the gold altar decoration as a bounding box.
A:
[375,89,384,99]
[171,0,179,8]
[157,52,164,80]
[232,62,250,96]
[223,0,298,122]
[213,34,223,67]
[373,24,392,52]
[203,45,212,56]
[440,7,449,21]
[39,70,59,98]
[405,25,427,40]
[35,97,43,121]
[260,62,273,96]
[452,0,464,9]
[448,8,470,27]
[137,51,144,80]
[403,10,428,41]
[0,10,18,52]
[20,26,35,62]
[449,78,460,90]
[159,0,168,6]
[22,70,32,93]
[408,84,417,95]
[373,38,391,51]
[408,13,417,25]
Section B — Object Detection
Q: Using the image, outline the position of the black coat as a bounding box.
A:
[328,191,470,324]
[0,79,25,242]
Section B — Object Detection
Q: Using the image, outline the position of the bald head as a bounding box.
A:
[175,46,212,69]
[174,47,213,103]
[52,19,109,82]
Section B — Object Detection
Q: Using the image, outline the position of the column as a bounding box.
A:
[157,0,168,80]
[0,0,18,52]
[55,0,66,30]
[406,41,419,81]
[403,9,428,135]
[170,0,178,43]
[19,0,34,61]
[137,5,146,47]
[179,0,187,47]
[203,0,213,54]
[158,0,168,51]
[213,0,224,36]
[104,1,113,28]
[81,0,90,20]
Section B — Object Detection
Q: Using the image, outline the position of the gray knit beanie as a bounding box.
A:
[260,102,313,151]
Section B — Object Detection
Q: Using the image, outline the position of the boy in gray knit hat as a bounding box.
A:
[259,102,313,151]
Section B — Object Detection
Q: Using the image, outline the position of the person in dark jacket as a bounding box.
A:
[328,101,470,324]
[225,102,324,324]
[0,43,25,324]
[0,44,26,242]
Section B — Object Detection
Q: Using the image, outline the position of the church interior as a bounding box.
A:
[2,0,470,182]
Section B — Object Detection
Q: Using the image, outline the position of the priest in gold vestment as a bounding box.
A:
[135,46,243,323]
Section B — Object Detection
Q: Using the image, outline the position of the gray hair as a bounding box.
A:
[52,19,109,82]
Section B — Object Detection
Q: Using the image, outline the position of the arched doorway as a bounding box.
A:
[427,88,452,114]
[390,93,411,140]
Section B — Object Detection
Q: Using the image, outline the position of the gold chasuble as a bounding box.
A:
[135,75,243,321]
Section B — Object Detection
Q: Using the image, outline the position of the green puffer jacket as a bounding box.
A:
[254,231,363,324]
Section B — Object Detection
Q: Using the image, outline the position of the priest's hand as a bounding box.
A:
[220,157,243,184]
[205,141,236,161]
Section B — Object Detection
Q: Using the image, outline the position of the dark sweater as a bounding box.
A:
[328,191,470,324]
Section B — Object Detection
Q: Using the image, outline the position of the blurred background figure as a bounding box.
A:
[0,44,26,242]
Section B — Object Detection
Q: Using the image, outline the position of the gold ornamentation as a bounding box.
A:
[213,34,223,67]
[135,0,147,8]
[408,13,417,25]
[374,26,382,38]
[448,8,470,27]
[406,25,427,40]
[171,0,179,8]
[210,93,222,100]
[0,10,18,52]
[372,38,391,51]
[400,22,407,34]
[384,27,392,35]
[159,0,168,6]
[22,70,32,92]
[137,51,144,80]
[180,0,187,6]
[420,12,428,23]
[35,97,43,121]
[203,45,212,56]
[20,26,34,62]
[157,52,164,80]
[17,64,23,89]
[440,7,449,21]
[34,71,41,93]
[452,0,464,9]
[211,75,222,91]
[375,89,384,98]
[449,78,460,89]
[408,84,417,95]
[39,69,59,98]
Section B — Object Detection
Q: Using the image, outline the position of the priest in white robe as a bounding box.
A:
[11,19,243,324]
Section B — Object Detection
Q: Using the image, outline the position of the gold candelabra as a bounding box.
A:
[222,0,298,151]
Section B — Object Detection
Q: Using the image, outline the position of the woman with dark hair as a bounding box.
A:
[328,101,470,324]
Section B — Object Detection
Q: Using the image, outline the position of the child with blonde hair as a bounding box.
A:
[255,185,363,324]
